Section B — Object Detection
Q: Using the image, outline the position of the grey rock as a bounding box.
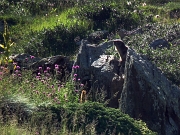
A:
[9,54,73,81]
[30,55,73,81]
[149,38,170,49]
[119,48,180,135]
[72,39,124,108]
[9,53,40,69]
[87,30,109,44]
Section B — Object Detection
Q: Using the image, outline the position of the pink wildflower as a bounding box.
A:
[16,66,20,69]
[47,67,50,70]
[30,55,35,59]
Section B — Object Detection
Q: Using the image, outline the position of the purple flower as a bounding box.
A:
[15,70,19,73]
[13,62,17,65]
[55,66,59,70]
[47,67,50,70]
[30,55,35,59]
[72,65,80,69]
[39,67,42,70]
[78,78,80,81]
[73,78,76,81]
[74,74,77,77]
[75,90,79,92]
[16,66,20,69]
[80,84,84,86]
[36,76,40,79]
[44,70,47,73]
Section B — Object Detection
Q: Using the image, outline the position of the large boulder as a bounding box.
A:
[72,40,124,108]
[119,48,180,135]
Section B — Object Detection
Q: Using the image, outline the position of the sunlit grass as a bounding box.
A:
[138,2,180,23]
[12,7,89,35]
[0,124,32,135]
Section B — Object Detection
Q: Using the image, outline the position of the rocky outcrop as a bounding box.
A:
[72,38,180,134]
[72,39,124,108]
[9,54,73,81]
[10,53,41,69]
[119,48,180,135]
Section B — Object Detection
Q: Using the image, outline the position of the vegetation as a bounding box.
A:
[0,0,179,134]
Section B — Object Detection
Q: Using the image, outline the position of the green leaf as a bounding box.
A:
[0,44,5,49]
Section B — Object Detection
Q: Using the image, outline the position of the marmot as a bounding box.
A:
[112,39,128,62]
[112,39,128,74]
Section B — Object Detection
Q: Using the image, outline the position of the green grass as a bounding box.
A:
[16,8,89,34]
[0,124,32,135]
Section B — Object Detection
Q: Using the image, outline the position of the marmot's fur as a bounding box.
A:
[112,39,128,75]
[112,39,128,62]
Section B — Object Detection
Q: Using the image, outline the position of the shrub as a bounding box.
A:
[34,102,157,135]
